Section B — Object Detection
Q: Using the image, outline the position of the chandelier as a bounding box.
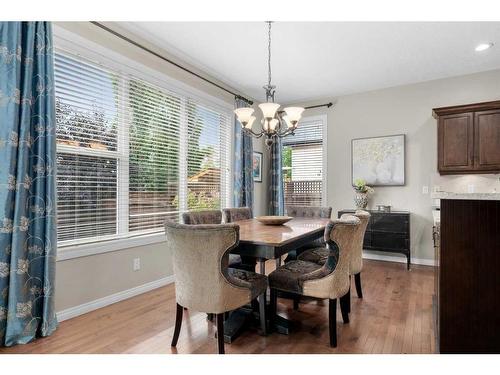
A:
[234,22,305,147]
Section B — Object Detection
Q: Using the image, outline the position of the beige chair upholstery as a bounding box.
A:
[284,206,333,263]
[269,215,361,347]
[182,209,242,268]
[285,206,332,219]
[297,210,371,310]
[222,207,255,272]
[181,210,222,225]
[346,210,370,275]
[222,207,252,223]
[298,210,370,275]
[166,221,268,353]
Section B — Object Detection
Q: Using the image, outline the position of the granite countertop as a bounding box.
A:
[431,192,500,200]
[432,210,440,225]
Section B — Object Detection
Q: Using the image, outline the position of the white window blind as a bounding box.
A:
[282,117,324,207]
[54,50,232,246]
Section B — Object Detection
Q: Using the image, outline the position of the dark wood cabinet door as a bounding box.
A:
[438,113,474,173]
[474,109,500,171]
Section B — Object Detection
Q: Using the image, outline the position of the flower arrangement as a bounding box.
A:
[353,179,374,194]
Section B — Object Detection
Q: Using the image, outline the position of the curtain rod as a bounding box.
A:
[305,102,333,110]
[90,23,333,111]
[90,22,254,106]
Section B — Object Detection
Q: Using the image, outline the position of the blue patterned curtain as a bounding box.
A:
[269,137,284,215]
[233,98,254,209]
[0,22,58,346]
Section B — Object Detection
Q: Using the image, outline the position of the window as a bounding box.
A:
[282,116,325,208]
[54,50,232,247]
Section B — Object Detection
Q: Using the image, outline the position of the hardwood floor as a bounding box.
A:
[0,260,436,354]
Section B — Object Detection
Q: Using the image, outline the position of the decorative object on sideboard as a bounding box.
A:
[253,151,263,182]
[352,134,405,186]
[353,179,374,209]
[376,205,392,212]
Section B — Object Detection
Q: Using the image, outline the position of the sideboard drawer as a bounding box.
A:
[363,232,372,247]
[371,232,408,251]
[371,214,409,233]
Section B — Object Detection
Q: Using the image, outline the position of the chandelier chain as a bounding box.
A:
[267,21,272,87]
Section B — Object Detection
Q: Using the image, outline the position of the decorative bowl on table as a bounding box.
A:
[256,216,293,225]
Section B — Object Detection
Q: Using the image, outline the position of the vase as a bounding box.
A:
[354,192,368,209]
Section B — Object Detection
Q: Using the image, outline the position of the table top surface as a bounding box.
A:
[235,217,330,247]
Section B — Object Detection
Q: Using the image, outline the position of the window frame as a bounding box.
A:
[53,26,234,261]
[282,114,328,207]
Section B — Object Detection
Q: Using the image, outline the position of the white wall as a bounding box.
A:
[53,22,267,313]
[288,69,500,263]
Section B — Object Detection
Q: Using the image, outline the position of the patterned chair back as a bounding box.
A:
[181,210,222,225]
[286,206,332,219]
[222,207,253,223]
[165,221,252,314]
[351,210,370,275]
[301,215,360,299]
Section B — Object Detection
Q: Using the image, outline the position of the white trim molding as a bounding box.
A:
[57,233,166,261]
[56,275,175,322]
[363,251,436,267]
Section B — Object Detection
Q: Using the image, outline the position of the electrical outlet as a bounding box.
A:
[133,258,141,271]
[422,185,429,194]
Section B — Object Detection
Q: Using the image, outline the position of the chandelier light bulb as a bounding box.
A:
[283,107,305,123]
[234,107,255,124]
[269,119,279,131]
[258,102,280,119]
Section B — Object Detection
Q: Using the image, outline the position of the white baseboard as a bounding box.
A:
[56,275,175,322]
[363,251,436,267]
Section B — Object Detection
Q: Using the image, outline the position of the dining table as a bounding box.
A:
[223,217,330,343]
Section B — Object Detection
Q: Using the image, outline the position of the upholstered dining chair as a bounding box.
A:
[182,210,243,270]
[222,207,256,272]
[298,210,371,313]
[222,207,253,224]
[268,215,361,348]
[165,221,268,354]
[181,209,222,225]
[284,205,333,262]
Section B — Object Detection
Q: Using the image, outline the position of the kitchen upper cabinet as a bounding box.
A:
[433,100,500,175]
[474,109,500,171]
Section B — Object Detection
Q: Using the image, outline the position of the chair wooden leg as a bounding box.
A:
[355,273,363,298]
[346,286,351,314]
[339,294,350,324]
[216,313,225,354]
[269,288,277,331]
[171,303,183,347]
[293,295,299,310]
[258,293,267,336]
[329,299,337,348]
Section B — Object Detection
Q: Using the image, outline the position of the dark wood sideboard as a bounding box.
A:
[434,199,500,353]
[338,210,411,269]
[433,100,500,175]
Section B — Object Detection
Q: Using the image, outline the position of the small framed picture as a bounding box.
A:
[253,151,263,183]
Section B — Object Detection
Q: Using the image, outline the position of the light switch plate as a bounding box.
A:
[467,184,475,193]
[422,186,429,194]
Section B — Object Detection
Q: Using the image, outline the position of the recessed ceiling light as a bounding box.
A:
[475,43,494,52]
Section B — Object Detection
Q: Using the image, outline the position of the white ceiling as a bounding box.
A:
[117,22,500,103]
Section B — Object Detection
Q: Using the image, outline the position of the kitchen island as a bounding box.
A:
[431,192,500,353]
